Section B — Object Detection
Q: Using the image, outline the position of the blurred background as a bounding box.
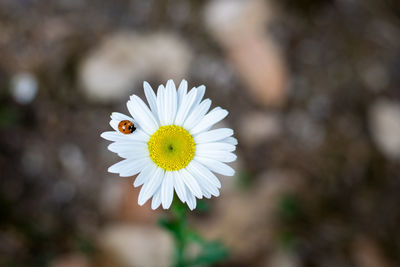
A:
[1,0,400,266]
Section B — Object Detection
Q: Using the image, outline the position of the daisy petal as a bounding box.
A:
[193,85,205,107]
[221,136,238,145]
[201,187,212,199]
[134,162,156,187]
[127,96,158,135]
[186,164,220,198]
[119,158,148,177]
[190,108,229,135]
[108,158,148,177]
[143,81,159,123]
[108,158,130,173]
[151,187,162,210]
[125,130,150,142]
[179,168,203,199]
[164,80,178,125]
[173,171,187,203]
[188,160,221,188]
[194,128,234,143]
[138,167,163,205]
[161,171,174,209]
[157,84,164,95]
[157,85,167,125]
[195,156,235,176]
[196,142,236,152]
[111,112,132,121]
[185,186,197,210]
[183,99,212,130]
[110,120,119,131]
[195,151,237,163]
[115,143,149,159]
[177,80,188,106]
[107,141,146,154]
[103,129,149,143]
[174,88,197,126]
[101,131,128,142]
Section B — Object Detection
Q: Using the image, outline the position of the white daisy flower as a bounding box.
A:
[101,80,237,210]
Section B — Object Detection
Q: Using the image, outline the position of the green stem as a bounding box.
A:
[171,199,188,267]
[159,199,229,267]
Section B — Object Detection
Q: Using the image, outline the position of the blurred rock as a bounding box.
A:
[50,253,90,267]
[286,110,325,149]
[100,176,156,222]
[59,143,86,177]
[307,94,331,121]
[360,63,389,92]
[118,180,156,223]
[100,178,125,218]
[166,0,191,26]
[238,111,281,147]
[369,99,400,160]
[265,249,300,267]
[204,0,287,107]
[191,55,235,90]
[79,32,193,102]
[50,180,76,204]
[352,236,394,267]
[21,144,45,176]
[10,72,38,104]
[96,224,173,267]
[197,170,303,263]
[288,75,309,102]
[297,39,322,66]
[0,230,23,256]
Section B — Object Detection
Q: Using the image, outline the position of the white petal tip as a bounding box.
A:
[107,167,118,174]
[162,204,171,210]
[107,143,117,153]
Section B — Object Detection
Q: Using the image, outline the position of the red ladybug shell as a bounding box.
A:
[118,120,136,134]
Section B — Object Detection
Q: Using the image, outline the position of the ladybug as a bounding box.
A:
[118,120,136,134]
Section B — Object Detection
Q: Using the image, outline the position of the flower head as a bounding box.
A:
[101,80,237,210]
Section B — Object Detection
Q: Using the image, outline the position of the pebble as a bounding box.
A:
[204,0,287,107]
[79,32,193,102]
[369,99,400,160]
[10,72,38,104]
[96,224,173,267]
[238,111,281,147]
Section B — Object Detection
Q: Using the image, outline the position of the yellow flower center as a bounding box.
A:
[148,125,195,171]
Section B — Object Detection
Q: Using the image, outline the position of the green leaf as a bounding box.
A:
[157,218,180,235]
[191,241,229,266]
[195,200,210,212]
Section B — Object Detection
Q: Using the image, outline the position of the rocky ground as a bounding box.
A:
[1,0,400,266]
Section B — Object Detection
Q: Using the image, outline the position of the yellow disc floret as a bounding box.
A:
[148,125,195,171]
